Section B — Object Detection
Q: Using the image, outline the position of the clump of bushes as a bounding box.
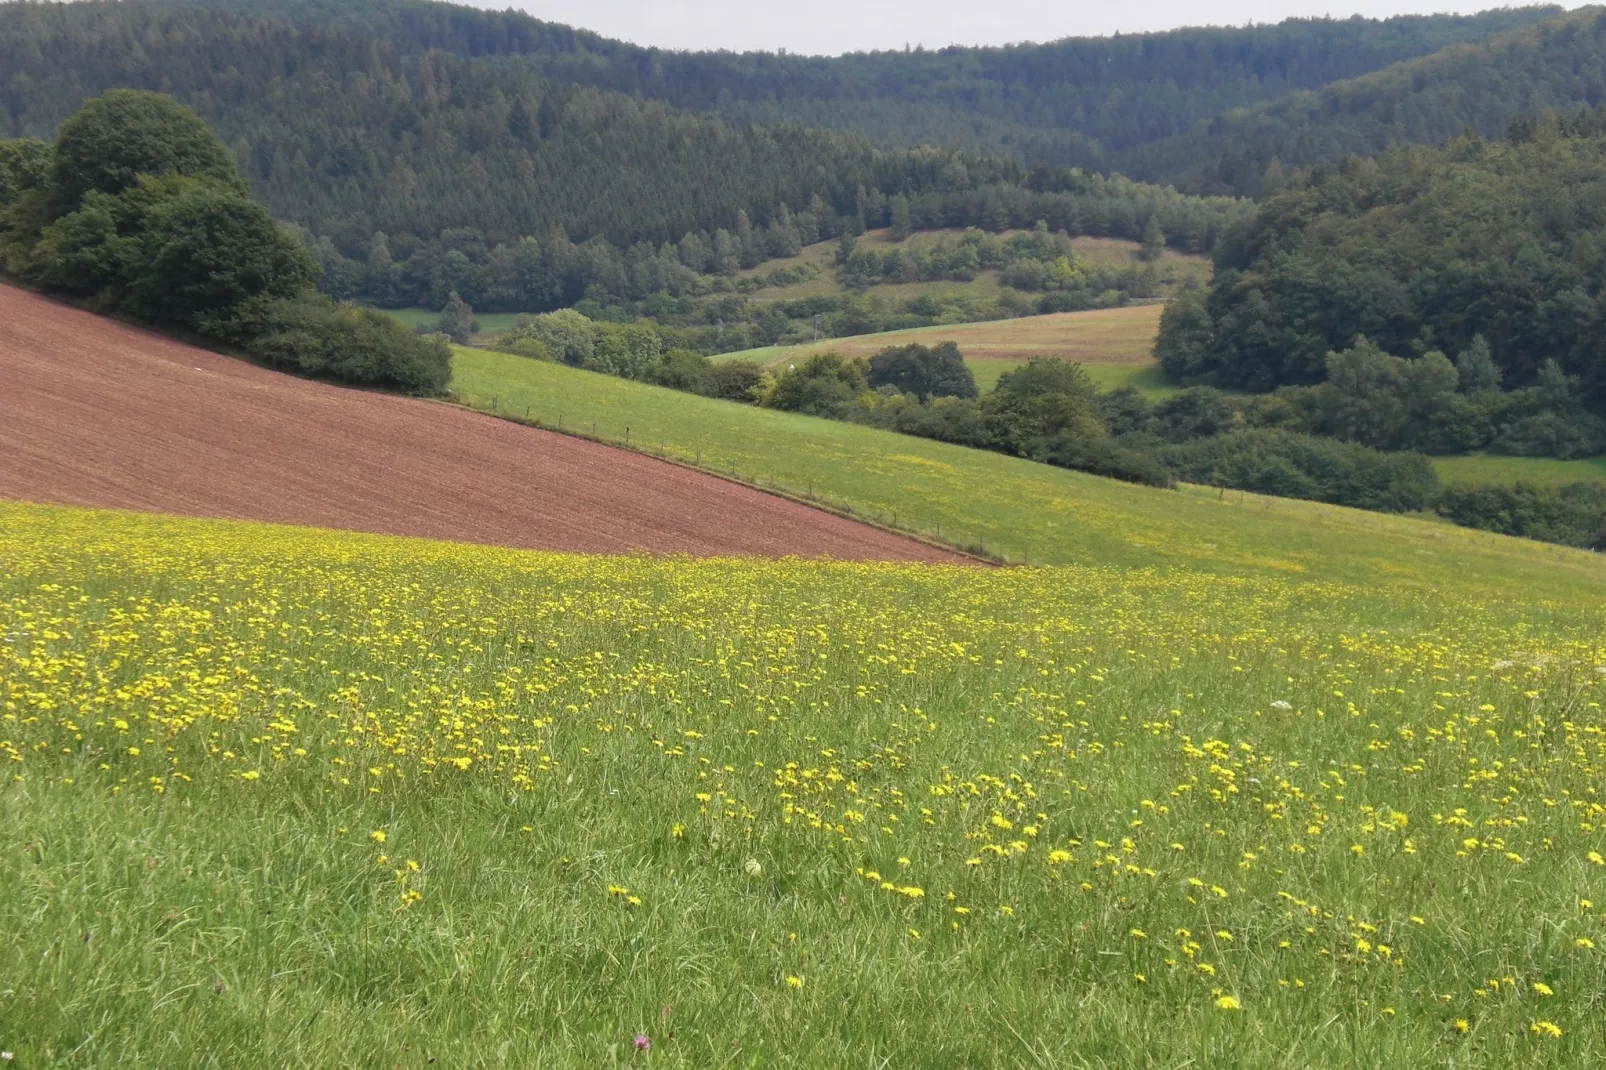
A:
[0,90,449,394]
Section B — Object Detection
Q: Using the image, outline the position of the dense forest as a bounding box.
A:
[1130,8,1606,195]
[0,1,1246,282]
[141,0,1559,179]
[1156,112,1606,410]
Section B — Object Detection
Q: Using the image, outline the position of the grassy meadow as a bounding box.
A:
[2,501,1604,1066]
[449,348,1604,598]
[1432,453,1606,487]
[384,307,525,338]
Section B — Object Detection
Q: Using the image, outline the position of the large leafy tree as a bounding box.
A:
[47,90,246,219]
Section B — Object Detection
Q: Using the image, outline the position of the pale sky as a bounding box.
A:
[465,1,1584,55]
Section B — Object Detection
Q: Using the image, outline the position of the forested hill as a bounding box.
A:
[1156,109,1606,406]
[1128,7,1606,196]
[0,1,1245,258]
[143,0,1557,174]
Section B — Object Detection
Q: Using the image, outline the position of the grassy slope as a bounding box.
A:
[1433,453,1606,487]
[449,348,1606,598]
[4,502,1603,1066]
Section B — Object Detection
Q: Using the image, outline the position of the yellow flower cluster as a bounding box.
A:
[1,502,1603,1039]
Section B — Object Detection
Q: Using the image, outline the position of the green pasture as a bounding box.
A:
[449,348,1605,598]
[1432,452,1606,487]
[383,307,524,336]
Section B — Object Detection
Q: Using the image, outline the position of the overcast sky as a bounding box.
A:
[463,1,1582,55]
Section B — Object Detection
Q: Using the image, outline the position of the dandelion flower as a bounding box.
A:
[1215,995,1241,1011]
[1530,1021,1563,1039]
[785,976,804,989]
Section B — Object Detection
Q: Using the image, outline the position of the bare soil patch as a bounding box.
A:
[0,285,966,563]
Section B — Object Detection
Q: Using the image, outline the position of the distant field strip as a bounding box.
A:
[1433,453,1606,486]
[718,304,1166,368]
[450,348,1606,598]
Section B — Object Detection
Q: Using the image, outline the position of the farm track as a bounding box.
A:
[0,285,967,563]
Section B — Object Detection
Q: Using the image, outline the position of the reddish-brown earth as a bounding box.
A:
[0,285,967,562]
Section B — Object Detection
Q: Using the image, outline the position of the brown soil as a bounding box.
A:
[0,285,968,563]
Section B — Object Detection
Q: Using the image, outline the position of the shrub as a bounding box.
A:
[234,295,452,395]
[1436,481,1606,549]
[32,173,317,330]
[1162,430,1441,513]
[764,354,869,418]
[867,341,978,401]
[700,360,766,402]
[498,309,597,366]
[644,348,711,391]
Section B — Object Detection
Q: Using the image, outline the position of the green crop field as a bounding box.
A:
[3,497,1603,1066]
[449,348,1603,598]
[1432,453,1606,487]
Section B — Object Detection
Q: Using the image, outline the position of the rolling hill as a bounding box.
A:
[450,344,1606,598]
[137,0,1562,172]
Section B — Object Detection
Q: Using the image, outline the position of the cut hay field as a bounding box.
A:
[718,304,1165,367]
[716,303,1178,397]
[451,349,1606,599]
[3,501,1603,1065]
[0,285,956,563]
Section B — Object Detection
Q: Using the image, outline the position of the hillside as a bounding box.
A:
[1129,6,1606,195]
[1160,113,1606,401]
[0,0,1246,265]
[141,0,1560,171]
[451,346,1606,597]
[0,285,961,563]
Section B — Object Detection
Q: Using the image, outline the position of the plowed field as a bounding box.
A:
[0,285,964,562]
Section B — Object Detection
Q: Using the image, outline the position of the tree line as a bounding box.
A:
[0,91,449,393]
